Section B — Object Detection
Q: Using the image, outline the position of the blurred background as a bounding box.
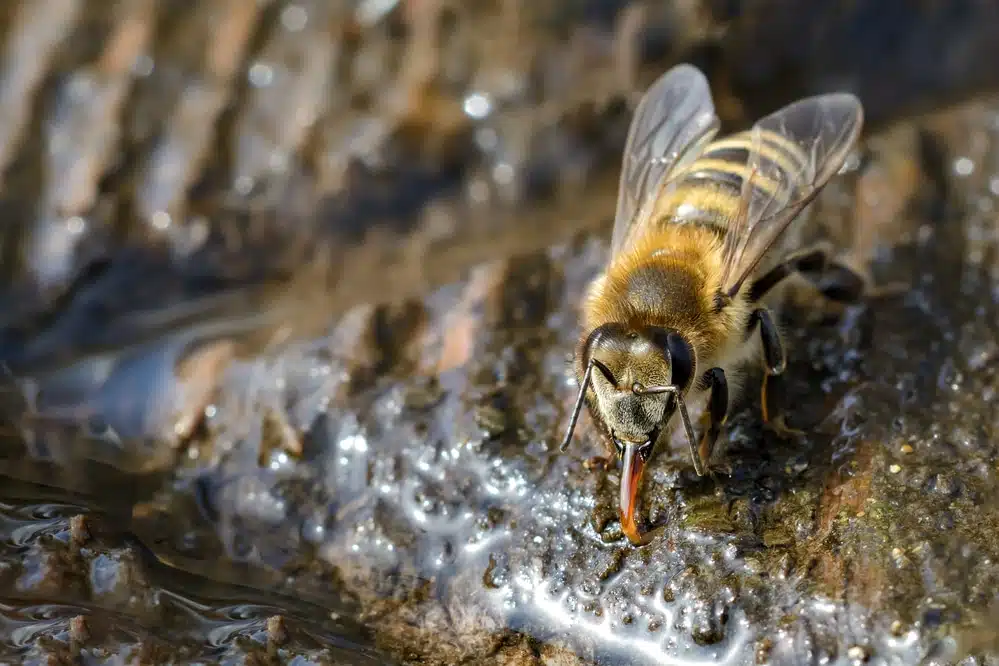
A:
[0,1,999,664]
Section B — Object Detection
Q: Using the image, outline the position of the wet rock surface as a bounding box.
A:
[1,2,999,665]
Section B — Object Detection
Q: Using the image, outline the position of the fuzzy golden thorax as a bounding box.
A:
[581,225,752,366]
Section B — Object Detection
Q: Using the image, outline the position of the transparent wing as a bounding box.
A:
[610,64,719,256]
[718,93,864,297]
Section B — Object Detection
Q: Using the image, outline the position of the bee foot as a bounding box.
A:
[584,455,614,471]
[866,280,909,300]
[708,462,734,478]
[765,414,806,439]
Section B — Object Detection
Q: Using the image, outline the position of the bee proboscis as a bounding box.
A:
[560,64,866,545]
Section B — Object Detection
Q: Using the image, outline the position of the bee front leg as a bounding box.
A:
[584,455,615,472]
[748,308,804,437]
[697,368,728,469]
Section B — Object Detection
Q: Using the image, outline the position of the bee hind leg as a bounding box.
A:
[748,308,804,437]
[810,261,867,304]
[748,244,832,302]
[817,255,908,303]
[750,242,902,306]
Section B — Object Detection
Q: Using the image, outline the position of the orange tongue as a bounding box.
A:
[619,441,646,545]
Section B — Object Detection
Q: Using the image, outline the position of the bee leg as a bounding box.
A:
[820,256,910,303]
[760,372,805,437]
[748,308,804,437]
[750,243,887,306]
[749,308,786,376]
[811,261,867,304]
[697,368,728,470]
[584,455,614,471]
[749,245,831,302]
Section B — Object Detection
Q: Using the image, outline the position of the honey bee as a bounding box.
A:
[560,64,866,544]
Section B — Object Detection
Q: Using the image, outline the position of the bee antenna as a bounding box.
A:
[673,391,701,476]
[560,359,596,452]
[631,381,701,476]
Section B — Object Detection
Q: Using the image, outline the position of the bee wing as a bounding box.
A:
[610,64,720,257]
[719,93,864,297]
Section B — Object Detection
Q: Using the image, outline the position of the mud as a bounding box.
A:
[2,2,999,665]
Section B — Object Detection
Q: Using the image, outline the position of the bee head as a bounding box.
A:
[563,323,694,544]
[578,323,695,447]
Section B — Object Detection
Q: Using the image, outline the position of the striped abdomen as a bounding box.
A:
[648,128,811,236]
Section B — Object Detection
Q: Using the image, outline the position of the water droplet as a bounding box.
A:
[248,62,274,88]
[847,645,869,662]
[268,151,289,173]
[474,127,499,153]
[281,4,308,31]
[151,211,171,230]
[234,175,254,195]
[340,434,369,453]
[356,0,400,26]
[463,92,493,120]
[492,162,514,185]
[953,157,974,177]
[132,54,154,77]
[467,178,490,205]
[66,216,86,235]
